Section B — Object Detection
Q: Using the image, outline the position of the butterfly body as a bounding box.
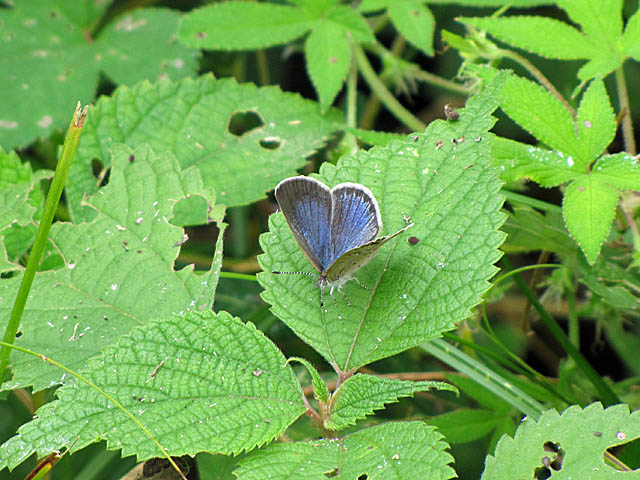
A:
[274,176,412,305]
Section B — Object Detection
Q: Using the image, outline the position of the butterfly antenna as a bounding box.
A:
[272,271,318,277]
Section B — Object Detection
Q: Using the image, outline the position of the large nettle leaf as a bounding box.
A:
[0,310,305,469]
[258,77,506,374]
[0,144,225,392]
[68,75,341,220]
[235,421,455,480]
[0,148,51,270]
[483,403,640,479]
[0,0,198,150]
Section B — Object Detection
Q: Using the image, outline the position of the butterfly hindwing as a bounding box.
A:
[325,223,413,284]
[329,183,381,264]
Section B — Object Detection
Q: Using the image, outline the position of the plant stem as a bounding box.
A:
[256,49,270,86]
[353,43,426,132]
[502,50,575,117]
[565,269,580,349]
[411,69,472,96]
[503,189,562,213]
[0,103,87,385]
[344,46,359,153]
[502,256,620,406]
[615,65,636,154]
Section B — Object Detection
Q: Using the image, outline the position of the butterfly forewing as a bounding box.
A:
[329,183,381,263]
[325,223,413,283]
[275,176,333,272]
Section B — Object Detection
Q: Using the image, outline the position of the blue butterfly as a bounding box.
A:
[274,176,412,306]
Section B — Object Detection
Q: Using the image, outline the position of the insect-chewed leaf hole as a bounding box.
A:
[91,158,110,187]
[606,435,640,470]
[533,441,565,479]
[227,110,264,136]
[259,136,281,150]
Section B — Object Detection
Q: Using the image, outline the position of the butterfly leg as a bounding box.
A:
[351,276,371,291]
[332,284,352,306]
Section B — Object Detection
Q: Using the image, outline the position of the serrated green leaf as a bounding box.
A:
[502,207,576,257]
[304,20,351,113]
[325,374,455,430]
[593,153,640,190]
[0,310,305,469]
[0,3,198,150]
[622,8,640,59]
[236,421,455,479]
[558,0,623,48]
[563,175,618,264]
[258,78,506,372]
[575,79,616,165]
[501,75,579,160]
[178,2,317,50]
[490,136,578,186]
[459,16,597,59]
[429,409,502,444]
[482,403,640,479]
[326,5,375,44]
[388,1,435,56]
[69,75,341,219]
[0,148,51,264]
[0,144,225,392]
[286,357,329,403]
[576,51,625,81]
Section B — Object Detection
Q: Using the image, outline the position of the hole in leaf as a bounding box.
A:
[15,331,22,338]
[606,435,640,470]
[357,474,368,480]
[533,441,565,479]
[91,158,110,187]
[259,136,281,150]
[228,111,263,136]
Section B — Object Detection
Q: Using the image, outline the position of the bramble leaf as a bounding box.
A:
[258,75,506,372]
[563,175,618,264]
[304,19,351,113]
[500,75,578,160]
[592,153,640,190]
[575,79,616,165]
[0,310,305,469]
[0,144,225,392]
[482,403,640,479]
[69,75,341,219]
[0,2,198,150]
[388,1,435,57]
[325,374,455,430]
[236,421,455,480]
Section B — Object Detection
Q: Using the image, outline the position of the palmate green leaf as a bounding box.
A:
[500,75,579,160]
[325,374,455,430]
[0,144,225,392]
[490,136,577,187]
[579,256,640,311]
[305,20,352,113]
[459,16,598,60]
[482,403,640,479]
[593,153,640,190]
[178,2,317,50]
[235,421,455,480]
[0,148,51,266]
[575,79,616,165]
[69,75,341,219]
[388,1,435,57]
[622,8,640,59]
[460,0,629,81]
[258,76,506,373]
[0,310,305,469]
[0,1,198,150]
[563,175,618,265]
